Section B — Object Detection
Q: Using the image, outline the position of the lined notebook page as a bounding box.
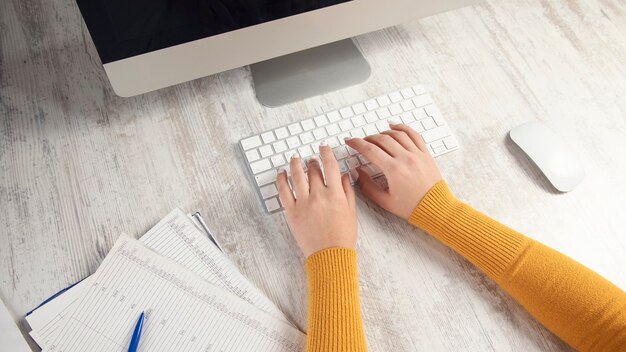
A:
[29,209,292,349]
[45,237,305,352]
[141,208,287,321]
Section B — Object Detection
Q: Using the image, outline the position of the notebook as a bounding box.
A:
[26,209,304,351]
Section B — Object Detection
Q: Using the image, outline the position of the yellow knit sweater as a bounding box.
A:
[304,181,626,351]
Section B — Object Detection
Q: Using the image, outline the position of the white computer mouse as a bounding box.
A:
[509,122,584,192]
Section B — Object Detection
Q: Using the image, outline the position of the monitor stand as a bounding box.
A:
[250,39,371,107]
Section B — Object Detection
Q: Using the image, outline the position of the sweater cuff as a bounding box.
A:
[408,181,528,280]
[305,248,360,300]
[408,180,459,229]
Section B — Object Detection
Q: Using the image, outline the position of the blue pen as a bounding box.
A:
[128,312,144,352]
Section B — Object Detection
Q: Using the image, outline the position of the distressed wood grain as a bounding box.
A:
[1,0,625,350]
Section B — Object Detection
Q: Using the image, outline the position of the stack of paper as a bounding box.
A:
[25,209,305,351]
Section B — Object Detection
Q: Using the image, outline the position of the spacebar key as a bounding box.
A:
[421,126,451,143]
[255,169,278,187]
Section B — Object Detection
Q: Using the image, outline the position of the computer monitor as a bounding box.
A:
[77,0,477,105]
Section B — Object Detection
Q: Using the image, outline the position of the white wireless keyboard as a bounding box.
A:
[240,85,459,213]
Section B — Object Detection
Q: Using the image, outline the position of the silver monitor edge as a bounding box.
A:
[102,0,478,97]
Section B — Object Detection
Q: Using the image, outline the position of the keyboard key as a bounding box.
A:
[286,136,301,149]
[389,103,403,116]
[376,107,391,119]
[400,112,415,124]
[326,123,340,135]
[301,119,316,131]
[430,141,446,155]
[421,126,452,143]
[273,140,288,153]
[412,94,433,107]
[298,145,313,158]
[364,111,378,124]
[314,114,329,126]
[265,197,281,212]
[284,150,299,160]
[425,105,445,126]
[350,128,365,138]
[408,122,424,133]
[325,137,340,148]
[338,160,349,173]
[351,115,366,127]
[241,136,262,150]
[443,136,459,149]
[400,88,415,99]
[337,132,350,144]
[376,121,390,132]
[339,107,354,118]
[433,114,445,126]
[259,145,273,158]
[327,111,341,122]
[353,103,367,115]
[421,118,436,130]
[364,99,379,110]
[311,141,322,152]
[346,156,361,170]
[363,124,378,136]
[260,184,279,199]
[261,131,275,144]
[349,169,359,183]
[401,100,415,111]
[413,109,428,120]
[431,140,445,150]
[333,146,350,160]
[300,131,314,144]
[288,123,303,135]
[271,154,287,167]
[377,95,391,106]
[250,159,272,174]
[339,120,353,131]
[275,127,289,139]
[358,155,370,164]
[245,149,260,163]
[313,128,328,140]
[412,85,426,95]
[255,169,278,186]
[389,91,403,103]
[387,116,401,125]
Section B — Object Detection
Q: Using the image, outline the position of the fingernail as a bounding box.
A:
[291,153,300,159]
[278,167,287,174]
[344,137,352,141]
[389,122,400,126]
[320,140,329,146]
[307,156,319,165]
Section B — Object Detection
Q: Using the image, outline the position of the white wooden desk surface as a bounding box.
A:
[1,0,625,350]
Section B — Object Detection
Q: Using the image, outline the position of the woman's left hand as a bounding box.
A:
[276,145,357,257]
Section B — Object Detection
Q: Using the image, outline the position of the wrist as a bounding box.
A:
[305,246,355,259]
[408,180,461,230]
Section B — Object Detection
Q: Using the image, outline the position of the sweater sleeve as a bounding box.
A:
[305,248,367,352]
[409,181,626,351]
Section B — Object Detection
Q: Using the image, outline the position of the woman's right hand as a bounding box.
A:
[345,123,444,220]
